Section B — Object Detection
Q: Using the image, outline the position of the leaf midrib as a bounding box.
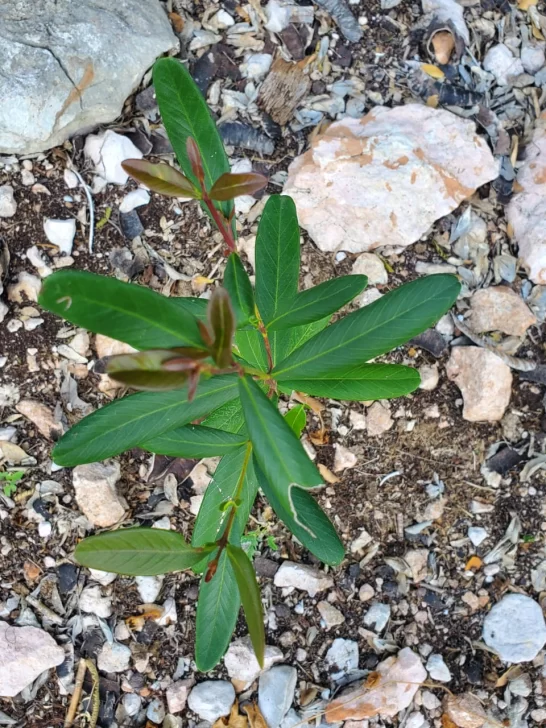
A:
[62,379,238,452]
[60,284,200,347]
[273,287,453,377]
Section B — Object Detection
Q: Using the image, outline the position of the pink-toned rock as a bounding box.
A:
[73,461,126,527]
[325,647,426,722]
[446,347,512,422]
[16,399,63,440]
[0,622,65,697]
[95,334,137,359]
[507,117,546,284]
[283,105,498,253]
[444,692,487,728]
[468,287,536,336]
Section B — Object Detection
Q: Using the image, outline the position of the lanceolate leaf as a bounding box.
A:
[281,363,420,401]
[195,550,239,671]
[75,528,213,576]
[208,288,235,368]
[53,374,239,466]
[141,424,248,458]
[254,459,344,566]
[273,275,461,380]
[268,276,367,331]
[121,159,200,198]
[238,376,323,534]
[209,172,267,201]
[224,254,255,327]
[39,270,203,350]
[255,195,300,326]
[193,445,258,548]
[227,544,265,667]
[153,58,233,222]
[284,405,307,438]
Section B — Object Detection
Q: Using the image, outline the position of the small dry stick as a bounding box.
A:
[64,658,87,728]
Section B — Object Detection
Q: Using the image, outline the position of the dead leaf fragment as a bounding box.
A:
[214,703,248,728]
[518,0,537,9]
[421,63,445,80]
[431,31,456,64]
[465,555,483,571]
[168,11,185,32]
[495,664,523,688]
[317,463,340,484]
[242,703,268,728]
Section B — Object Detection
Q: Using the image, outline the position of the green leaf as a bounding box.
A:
[235,317,329,373]
[202,398,245,434]
[74,528,212,576]
[53,374,239,466]
[281,363,420,401]
[209,172,267,201]
[121,159,200,198]
[195,550,240,671]
[172,297,208,322]
[224,254,255,328]
[39,270,203,350]
[153,58,233,221]
[255,459,344,566]
[208,288,235,368]
[273,275,461,380]
[140,424,248,458]
[268,276,367,331]
[238,376,323,536]
[193,445,258,548]
[227,544,265,667]
[270,318,330,369]
[284,405,307,438]
[255,195,300,326]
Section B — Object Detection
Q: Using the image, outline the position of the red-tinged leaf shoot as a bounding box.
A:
[106,349,199,392]
[121,159,201,199]
[209,172,268,202]
[198,320,214,348]
[187,369,201,402]
[205,557,219,582]
[208,288,236,369]
[186,137,205,185]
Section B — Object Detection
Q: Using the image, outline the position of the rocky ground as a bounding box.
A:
[1,0,546,727]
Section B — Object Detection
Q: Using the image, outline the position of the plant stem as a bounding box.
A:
[203,193,236,253]
[217,441,252,549]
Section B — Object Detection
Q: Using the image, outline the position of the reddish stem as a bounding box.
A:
[203,194,236,253]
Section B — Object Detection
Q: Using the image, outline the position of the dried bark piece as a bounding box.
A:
[258,57,311,126]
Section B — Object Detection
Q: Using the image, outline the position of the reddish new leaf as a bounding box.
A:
[121,159,201,199]
[186,137,205,184]
[208,288,236,369]
[209,172,267,201]
[107,349,193,391]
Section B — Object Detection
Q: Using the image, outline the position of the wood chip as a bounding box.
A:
[258,57,311,126]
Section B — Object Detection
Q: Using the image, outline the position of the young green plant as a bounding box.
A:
[39,57,461,671]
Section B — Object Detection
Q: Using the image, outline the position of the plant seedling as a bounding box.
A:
[39,57,461,671]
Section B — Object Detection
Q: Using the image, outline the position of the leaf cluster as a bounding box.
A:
[38,57,460,671]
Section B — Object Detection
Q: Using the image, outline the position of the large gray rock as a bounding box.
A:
[0,0,177,154]
[0,621,65,697]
